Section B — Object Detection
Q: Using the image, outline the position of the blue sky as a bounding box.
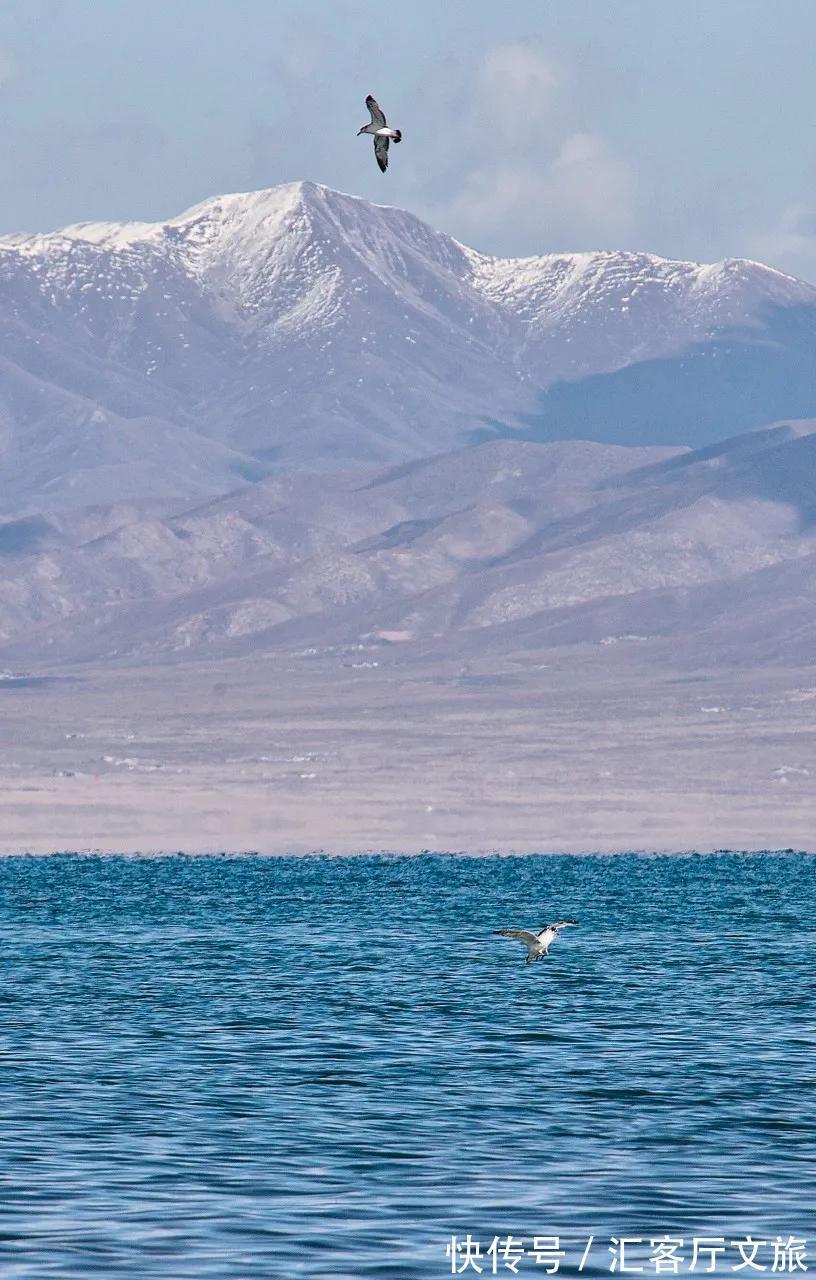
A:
[2,0,816,277]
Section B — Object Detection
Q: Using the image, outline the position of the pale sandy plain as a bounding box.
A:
[0,641,813,854]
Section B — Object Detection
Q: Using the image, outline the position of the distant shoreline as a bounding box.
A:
[1,846,813,858]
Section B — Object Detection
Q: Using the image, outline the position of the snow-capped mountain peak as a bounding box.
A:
[0,182,814,514]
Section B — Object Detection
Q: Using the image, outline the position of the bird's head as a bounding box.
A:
[357,126,367,136]
[554,920,578,929]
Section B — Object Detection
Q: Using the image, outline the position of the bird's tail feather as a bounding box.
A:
[393,130,402,143]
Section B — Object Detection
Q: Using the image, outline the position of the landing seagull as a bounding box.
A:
[357,94,402,173]
[495,920,577,963]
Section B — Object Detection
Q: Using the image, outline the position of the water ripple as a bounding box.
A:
[1,853,814,1277]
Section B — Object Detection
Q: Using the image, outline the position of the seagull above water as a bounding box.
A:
[495,920,578,963]
[357,94,402,172]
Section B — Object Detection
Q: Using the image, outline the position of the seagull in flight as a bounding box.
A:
[495,920,578,963]
[357,94,402,172]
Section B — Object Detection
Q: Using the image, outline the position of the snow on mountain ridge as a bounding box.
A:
[0,181,814,513]
[468,246,816,378]
[4,180,811,340]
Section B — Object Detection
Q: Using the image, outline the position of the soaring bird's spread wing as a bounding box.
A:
[495,928,539,946]
[366,95,387,127]
[374,134,389,173]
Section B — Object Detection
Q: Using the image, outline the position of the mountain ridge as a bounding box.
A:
[0,424,813,669]
[1,181,815,514]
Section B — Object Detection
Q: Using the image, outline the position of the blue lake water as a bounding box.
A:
[1,853,814,1278]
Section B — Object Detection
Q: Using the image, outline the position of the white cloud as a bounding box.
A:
[472,42,563,146]
[0,49,15,88]
[747,203,816,283]
[411,42,638,254]
[443,133,636,251]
